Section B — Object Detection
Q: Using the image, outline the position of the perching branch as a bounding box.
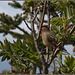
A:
[46,47,49,63]
[36,1,47,40]
[48,47,60,65]
[48,44,71,65]
[23,19,32,31]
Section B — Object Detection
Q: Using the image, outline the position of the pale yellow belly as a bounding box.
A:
[42,33,51,47]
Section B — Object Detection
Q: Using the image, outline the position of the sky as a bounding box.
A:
[0,1,74,73]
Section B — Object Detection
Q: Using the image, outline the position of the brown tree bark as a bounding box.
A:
[42,63,48,74]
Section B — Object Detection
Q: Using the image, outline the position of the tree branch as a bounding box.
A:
[36,1,47,40]
[17,26,27,34]
[34,8,40,28]
[35,17,40,28]
[33,5,45,28]
[8,31,26,39]
[31,12,45,65]
[46,47,49,63]
[48,47,60,65]
[23,19,32,31]
[70,25,75,34]
[47,1,50,28]
[48,44,71,66]
[32,8,39,22]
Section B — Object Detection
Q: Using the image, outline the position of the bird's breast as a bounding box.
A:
[42,32,50,46]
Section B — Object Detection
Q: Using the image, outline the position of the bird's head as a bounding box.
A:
[41,25,49,32]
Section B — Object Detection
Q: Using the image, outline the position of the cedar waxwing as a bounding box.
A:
[41,25,57,50]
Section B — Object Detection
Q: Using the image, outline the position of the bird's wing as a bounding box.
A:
[46,32,57,46]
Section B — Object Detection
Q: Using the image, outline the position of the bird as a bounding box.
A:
[41,25,72,56]
[41,25,58,51]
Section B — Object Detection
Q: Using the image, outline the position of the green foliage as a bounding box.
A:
[58,51,68,55]
[0,13,23,36]
[8,1,22,8]
[0,38,43,73]
[58,56,75,74]
[0,13,22,28]
[50,1,75,45]
[23,1,35,7]
[51,16,75,45]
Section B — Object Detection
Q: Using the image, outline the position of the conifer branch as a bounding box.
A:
[23,19,32,31]
[17,26,27,34]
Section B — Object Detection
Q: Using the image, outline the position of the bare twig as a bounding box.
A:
[34,5,45,28]
[36,17,40,28]
[47,1,50,28]
[34,5,46,27]
[67,25,73,32]
[36,1,47,40]
[34,8,40,28]
[70,25,75,34]
[32,8,39,22]
[48,47,60,65]
[31,11,45,65]
[17,26,27,34]
[23,19,32,31]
